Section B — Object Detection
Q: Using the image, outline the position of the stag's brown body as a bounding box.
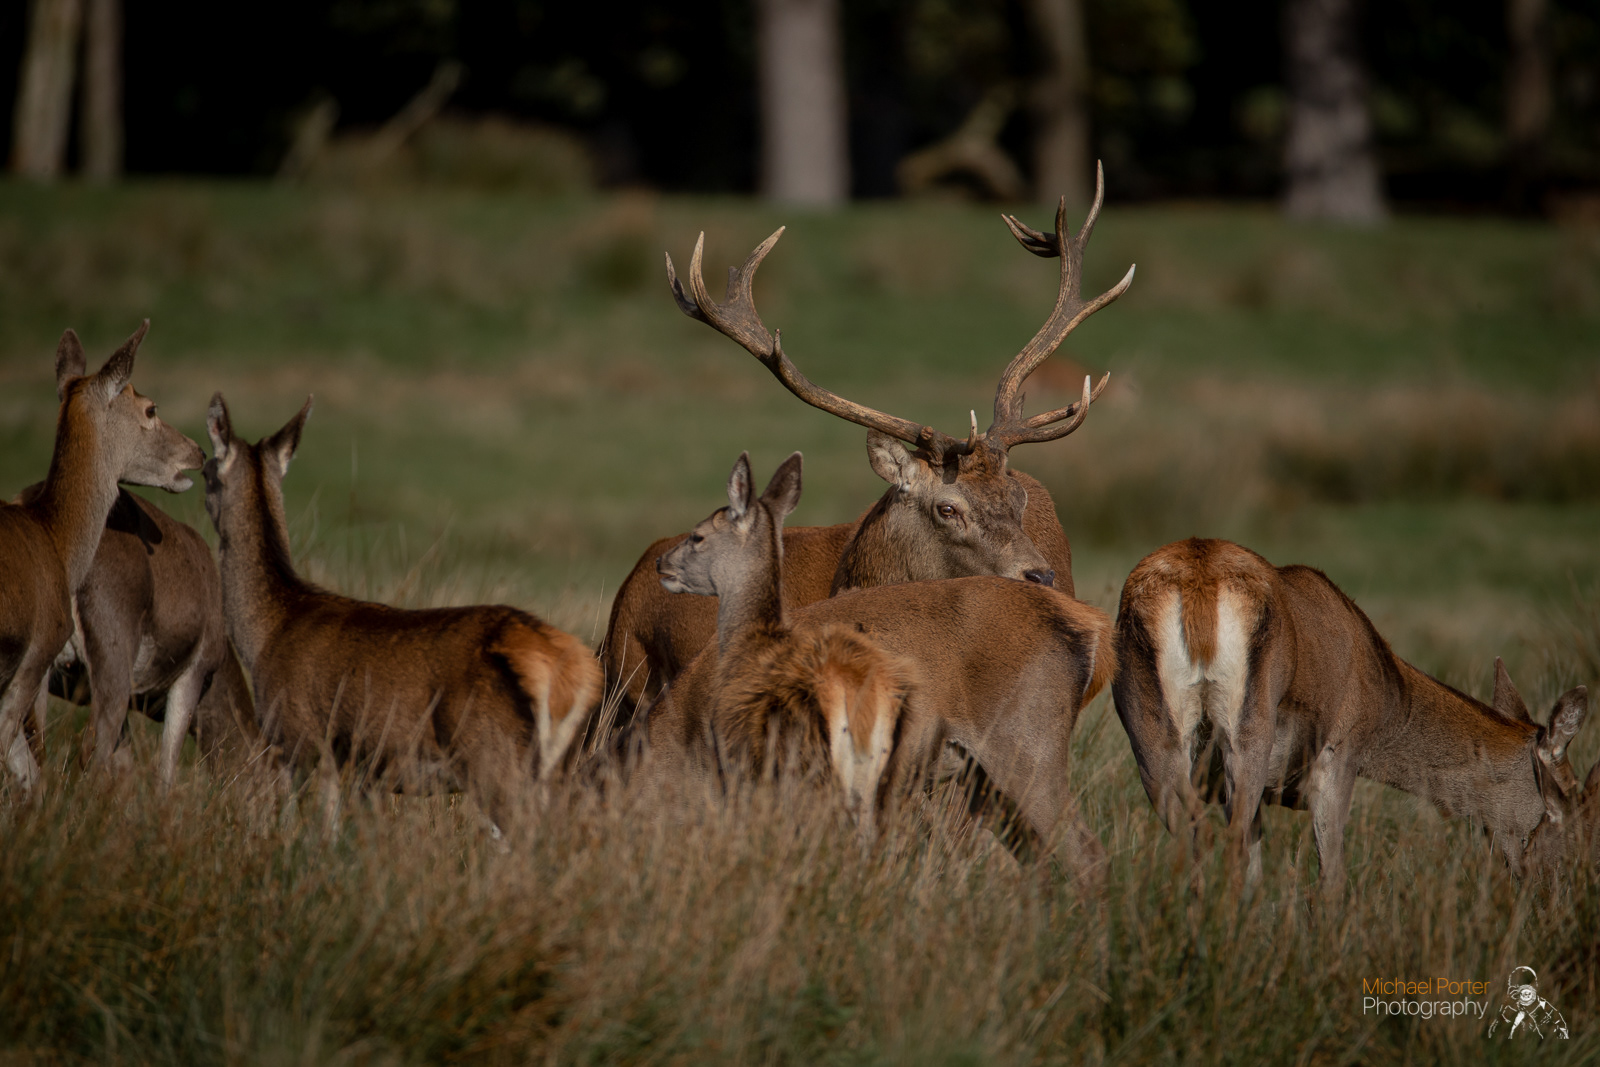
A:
[648,452,1114,884]
[203,396,600,826]
[19,485,258,778]
[0,324,203,789]
[605,166,1131,726]
[1114,537,1593,893]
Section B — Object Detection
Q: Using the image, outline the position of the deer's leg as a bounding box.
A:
[157,660,207,789]
[82,626,136,774]
[1218,696,1275,896]
[1306,743,1356,902]
[0,663,49,792]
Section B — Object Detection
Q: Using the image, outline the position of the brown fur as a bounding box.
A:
[649,453,1113,884]
[203,395,600,828]
[1114,537,1594,895]
[716,623,917,785]
[18,484,260,779]
[0,324,203,789]
[601,468,1072,730]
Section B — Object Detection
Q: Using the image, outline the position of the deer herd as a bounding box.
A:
[1,166,1595,900]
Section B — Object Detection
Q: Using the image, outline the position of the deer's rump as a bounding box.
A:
[254,599,585,783]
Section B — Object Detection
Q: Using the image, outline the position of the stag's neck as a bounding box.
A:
[715,523,787,661]
[830,492,918,593]
[215,471,313,673]
[1361,659,1542,837]
[28,409,120,590]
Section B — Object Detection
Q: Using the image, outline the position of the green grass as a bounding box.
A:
[1,179,1598,1063]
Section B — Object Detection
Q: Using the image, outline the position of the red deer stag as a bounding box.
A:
[1113,537,1595,897]
[647,453,1116,886]
[0,322,204,790]
[16,482,259,782]
[604,164,1135,724]
[201,395,601,828]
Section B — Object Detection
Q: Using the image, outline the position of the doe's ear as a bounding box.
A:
[1493,658,1533,723]
[263,395,314,478]
[206,392,234,463]
[759,451,803,522]
[726,451,754,520]
[866,429,922,492]
[94,319,148,402]
[55,329,86,401]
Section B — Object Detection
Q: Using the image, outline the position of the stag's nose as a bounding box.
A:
[1023,568,1055,587]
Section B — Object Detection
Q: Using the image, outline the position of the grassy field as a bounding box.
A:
[1,180,1598,1063]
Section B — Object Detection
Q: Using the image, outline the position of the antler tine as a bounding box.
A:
[985,161,1133,452]
[666,229,941,449]
[992,373,1112,448]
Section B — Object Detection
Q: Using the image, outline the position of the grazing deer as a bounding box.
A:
[604,163,1134,723]
[647,455,1116,885]
[201,394,601,828]
[0,322,205,789]
[17,482,259,782]
[1113,537,1595,897]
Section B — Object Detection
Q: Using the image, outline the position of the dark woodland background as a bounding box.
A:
[5,0,1600,211]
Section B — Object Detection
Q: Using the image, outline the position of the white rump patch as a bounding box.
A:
[1154,589,1254,751]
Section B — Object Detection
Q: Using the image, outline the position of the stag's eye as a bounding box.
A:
[145,404,157,419]
[691,533,705,544]
[936,503,958,519]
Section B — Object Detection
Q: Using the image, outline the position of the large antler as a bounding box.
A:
[666,230,968,456]
[985,161,1135,450]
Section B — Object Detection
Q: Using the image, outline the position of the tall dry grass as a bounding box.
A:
[5,637,1597,1064]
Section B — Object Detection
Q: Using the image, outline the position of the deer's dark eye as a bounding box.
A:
[145,405,157,419]
[937,504,958,519]
[691,533,704,544]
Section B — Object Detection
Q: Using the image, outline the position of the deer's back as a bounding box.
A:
[795,577,1113,732]
[254,597,552,765]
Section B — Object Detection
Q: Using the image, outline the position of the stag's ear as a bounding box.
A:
[866,430,922,492]
[263,396,313,478]
[1539,686,1588,763]
[1493,658,1533,723]
[760,451,803,521]
[94,319,148,403]
[206,392,234,464]
[54,329,86,400]
[726,451,754,520]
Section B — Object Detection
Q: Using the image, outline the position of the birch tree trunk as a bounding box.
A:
[1023,0,1090,208]
[81,0,121,182]
[1283,0,1385,223]
[756,0,849,205]
[12,0,85,180]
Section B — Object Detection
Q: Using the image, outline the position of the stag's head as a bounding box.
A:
[1491,659,1597,874]
[53,321,204,493]
[666,164,1134,590]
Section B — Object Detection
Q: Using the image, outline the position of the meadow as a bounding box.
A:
[0,180,1597,1064]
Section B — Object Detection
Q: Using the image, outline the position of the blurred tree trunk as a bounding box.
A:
[1022,0,1090,209]
[12,0,84,180]
[1282,0,1385,223]
[81,0,121,182]
[756,0,848,205]
[1505,0,1550,211]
